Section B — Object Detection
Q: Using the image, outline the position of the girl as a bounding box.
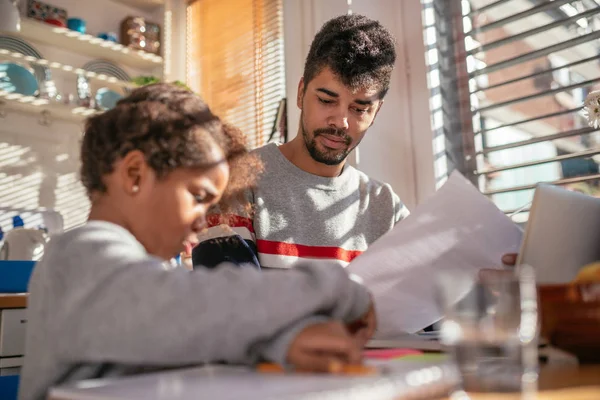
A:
[19,84,374,400]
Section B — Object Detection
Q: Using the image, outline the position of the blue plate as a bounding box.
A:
[0,35,50,84]
[95,87,122,110]
[0,63,38,96]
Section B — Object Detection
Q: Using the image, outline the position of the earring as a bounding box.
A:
[132,185,139,193]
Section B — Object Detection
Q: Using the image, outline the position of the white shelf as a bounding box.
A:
[109,0,165,12]
[3,18,163,70]
[0,50,138,92]
[0,91,100,124]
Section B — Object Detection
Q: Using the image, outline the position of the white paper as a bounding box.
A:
[51,362,457,400]
[347,171,523,336]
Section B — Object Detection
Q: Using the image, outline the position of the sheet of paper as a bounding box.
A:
[51,361,458,400]
[347,171,523,336]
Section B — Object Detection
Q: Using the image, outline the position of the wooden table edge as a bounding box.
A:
[0,293,28,309]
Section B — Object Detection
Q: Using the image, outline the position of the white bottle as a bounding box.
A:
[0,215,48,261]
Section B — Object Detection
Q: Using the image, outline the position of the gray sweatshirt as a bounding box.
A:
[19,221,370,400]
[197,143,409,269]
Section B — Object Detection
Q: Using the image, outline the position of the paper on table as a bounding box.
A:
[51,362,458,400]
[364,348,423,360]
[347,171,523,337]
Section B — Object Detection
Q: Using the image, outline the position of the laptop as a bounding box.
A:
[517,183,600,284]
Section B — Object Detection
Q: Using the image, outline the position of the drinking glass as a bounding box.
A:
[436,265,539,398]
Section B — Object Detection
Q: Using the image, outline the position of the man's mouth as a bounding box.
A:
[318,134,348,150]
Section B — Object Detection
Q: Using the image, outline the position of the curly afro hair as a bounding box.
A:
[80,83,262,209]
[303,14,396,98]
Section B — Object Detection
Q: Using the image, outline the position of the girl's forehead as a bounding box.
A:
[192,128,227,162]
[166,160,229,185]
[205,140,226,161]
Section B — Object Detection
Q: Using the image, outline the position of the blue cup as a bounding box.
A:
[97,32,118,42]
[67,18,86,34]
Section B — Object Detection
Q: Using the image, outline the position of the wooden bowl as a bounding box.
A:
[538,283,600,363]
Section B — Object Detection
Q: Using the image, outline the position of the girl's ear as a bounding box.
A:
[115,150,152,196]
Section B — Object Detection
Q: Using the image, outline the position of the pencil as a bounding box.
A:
[256,362,378,376]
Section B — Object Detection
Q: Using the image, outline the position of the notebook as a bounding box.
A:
[50,360,459,400]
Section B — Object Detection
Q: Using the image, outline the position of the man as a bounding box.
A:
[193,14,408,269]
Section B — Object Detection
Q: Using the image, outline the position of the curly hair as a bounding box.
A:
[80,83,262,208]
[303,14,396,98]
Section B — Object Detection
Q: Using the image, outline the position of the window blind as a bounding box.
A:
[186,0,286,149]
[422,0,600,222]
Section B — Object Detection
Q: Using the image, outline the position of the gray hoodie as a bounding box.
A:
[19,221,370,400]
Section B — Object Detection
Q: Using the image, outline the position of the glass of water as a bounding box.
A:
[436,265,539,397]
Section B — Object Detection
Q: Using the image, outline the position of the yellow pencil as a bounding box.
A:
[256,362,378,376]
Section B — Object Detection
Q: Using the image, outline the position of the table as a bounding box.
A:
[0,294,27,309]
[450,365,600,400]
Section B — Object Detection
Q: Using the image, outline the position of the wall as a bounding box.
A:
[283,0,435,210]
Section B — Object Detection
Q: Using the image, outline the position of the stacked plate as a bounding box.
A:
[82,60,130,82]
[0,35,55,97]
[82,60,130,110]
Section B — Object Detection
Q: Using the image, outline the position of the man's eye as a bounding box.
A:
[354,107,368,114]
[318,97,333,104]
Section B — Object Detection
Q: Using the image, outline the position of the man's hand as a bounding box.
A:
[478,253,519,283]
[502,253,518,266]
[346,300,377,348]
[286,321,362,373]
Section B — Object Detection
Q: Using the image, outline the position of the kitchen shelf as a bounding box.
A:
[3,18,163,70]
[0,91,100,124]
[0,49,138,92]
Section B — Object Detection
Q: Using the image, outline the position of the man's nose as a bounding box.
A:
[327,107,349,131]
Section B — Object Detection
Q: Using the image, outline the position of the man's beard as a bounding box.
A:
[301,114,353,166]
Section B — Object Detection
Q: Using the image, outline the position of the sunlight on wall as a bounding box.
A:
[0,116,89,234]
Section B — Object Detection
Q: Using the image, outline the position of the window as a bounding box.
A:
[186,0,286,149]
[422,0,600,223]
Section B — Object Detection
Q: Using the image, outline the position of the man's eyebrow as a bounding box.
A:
[316,88,339,97]
[317,87,374,106]
[355,98,373,106]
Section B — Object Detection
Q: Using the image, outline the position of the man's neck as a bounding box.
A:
[278,136,345,178]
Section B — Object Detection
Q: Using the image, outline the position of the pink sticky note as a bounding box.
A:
[363,348,423,360]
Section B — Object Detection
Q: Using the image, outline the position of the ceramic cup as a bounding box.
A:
[67,17,86,34]
[97,32,118,42]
